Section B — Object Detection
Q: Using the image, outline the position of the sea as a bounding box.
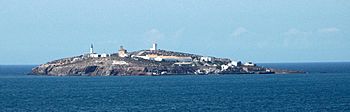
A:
[0,62,350,112]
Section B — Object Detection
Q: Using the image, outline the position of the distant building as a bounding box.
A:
[137,54,192,62]
[154,57,163,61]
[149,55,192,62]
[112,61,128,65]
[244,61,256,66]
[118,46,128,57]
[90,53,99,58]
[101,53,109,57]
[89,53,109,58]
[150,43,158,51]
[174,57,193,62]
[200,57,213,62]
[230,61,242,66]
[88,44,99,57]
[136,55,150,60]
[221,65,230,70]
[221,60,242,71]
[174,62,194,66]
[90,44,94,54]
[87,44,109,58]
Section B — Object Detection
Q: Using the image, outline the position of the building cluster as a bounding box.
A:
[200,57,213,62]
[133,43,193,62]
[87,44,110,58]
[221,60,256,71]
[86,43,193,63]
[135,54,193,62]
[221,61,241,71]
[85,43,256,70]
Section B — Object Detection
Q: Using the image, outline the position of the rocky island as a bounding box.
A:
[32,43,304,76]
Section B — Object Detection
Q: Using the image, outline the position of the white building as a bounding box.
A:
[101,53,109,57]
[136,56,150,60]
[175,57,192,62]
[87,44,109,58]
[200,57,213,62]
[221,60,242,71]
[90,53,99,58]
[174,62,194,66]
[112,61,128,65]
[136,54,192,62]
[231,61,242,66]
[154,57,163,61]
[154,56,192,62]
[244,61,256,66]
[221,65,230,70]
[150,43,158,51]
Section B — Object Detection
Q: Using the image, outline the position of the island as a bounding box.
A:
[31,43,304,76]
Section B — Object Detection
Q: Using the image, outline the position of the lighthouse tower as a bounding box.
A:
[150,43,158,51]
[90,44,94,54]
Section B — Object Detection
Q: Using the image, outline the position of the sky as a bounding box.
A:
[0,0,350,65]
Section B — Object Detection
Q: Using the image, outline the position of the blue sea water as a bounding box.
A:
[0,63,350,111]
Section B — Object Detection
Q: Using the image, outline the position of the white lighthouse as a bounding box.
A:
[150,43,158,51]
[90,44,94,54]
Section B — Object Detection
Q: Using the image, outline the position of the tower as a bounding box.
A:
[150,43,157,51]
[118,46,127,57]
[90,44,94,54]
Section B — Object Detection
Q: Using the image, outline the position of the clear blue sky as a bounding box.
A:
[1,0,350,65]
